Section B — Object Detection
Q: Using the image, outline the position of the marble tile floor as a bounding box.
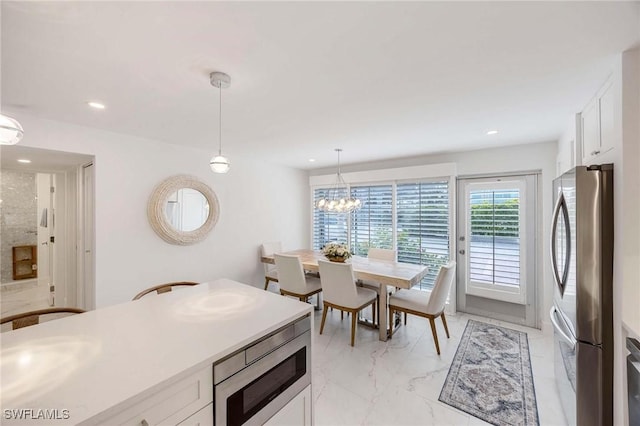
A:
[1,279,51,318]
[311,308,567,426]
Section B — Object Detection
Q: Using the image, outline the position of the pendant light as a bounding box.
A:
[314,149,362,213]
[0,113,24,145]
[209,72,231,173]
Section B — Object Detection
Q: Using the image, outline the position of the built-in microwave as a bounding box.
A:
[213,315,311,425]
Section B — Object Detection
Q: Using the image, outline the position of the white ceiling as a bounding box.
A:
[0,145,93,173]
[2,1,639,169]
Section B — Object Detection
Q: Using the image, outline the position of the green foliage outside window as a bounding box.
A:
[470,199,519,237]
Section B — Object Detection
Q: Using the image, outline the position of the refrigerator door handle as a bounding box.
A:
[550,191,571,295]
[550,306,576,350]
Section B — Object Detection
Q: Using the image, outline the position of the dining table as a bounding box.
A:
[261,249,429,341]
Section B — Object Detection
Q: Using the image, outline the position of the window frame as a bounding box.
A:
[310,163,456,294]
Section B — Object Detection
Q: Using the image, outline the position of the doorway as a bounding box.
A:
[0,146,95,317]
[456,173,539,328]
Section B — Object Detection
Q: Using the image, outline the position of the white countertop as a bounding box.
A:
[0,279,312,424]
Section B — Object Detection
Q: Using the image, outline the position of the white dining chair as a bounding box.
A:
[388,262,456,355]
[318,260,378,347]
[359,248,397,323]
[261,241,282,290]
[274,254,322,303]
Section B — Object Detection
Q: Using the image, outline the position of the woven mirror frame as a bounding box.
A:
[147,175,220,245]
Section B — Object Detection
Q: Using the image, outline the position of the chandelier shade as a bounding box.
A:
[210,72,231,174]
[314,149,362,213]
[0,114,24,145]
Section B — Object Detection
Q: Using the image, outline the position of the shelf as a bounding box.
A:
[12,245,37,280]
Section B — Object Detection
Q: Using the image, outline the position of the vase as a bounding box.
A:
[326,256,346,263]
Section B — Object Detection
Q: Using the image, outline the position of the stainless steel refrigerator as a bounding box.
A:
[550,164,613,426]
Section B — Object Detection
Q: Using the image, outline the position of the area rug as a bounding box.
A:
[438,320,539,426]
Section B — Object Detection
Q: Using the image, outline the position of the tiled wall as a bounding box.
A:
[1,170,37,283]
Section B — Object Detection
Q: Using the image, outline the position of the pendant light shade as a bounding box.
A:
[0,114,24,145]
[314,149,362,213]
[210,155,230,173]
[210,72,231,174]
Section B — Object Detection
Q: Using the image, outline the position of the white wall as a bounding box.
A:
[620,48,640,337]
[310,141,557,331]
[7,113,310,308]
[617,47,640,426]
[553,48,639,426]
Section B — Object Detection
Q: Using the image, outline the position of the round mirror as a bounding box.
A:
[148,175,220,245]
[165,188,210,232]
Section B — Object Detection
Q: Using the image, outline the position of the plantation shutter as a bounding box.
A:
[350,185,393,256]
[468,188,521,287]
[312,188,348,249]
[396,181,450,290]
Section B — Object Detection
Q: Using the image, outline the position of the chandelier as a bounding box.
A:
[314,148,362,213]
[0,113,24,145]
[209,72,231,173]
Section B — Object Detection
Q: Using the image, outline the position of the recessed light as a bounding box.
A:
[308,159,316,162]
[88,101,106,110]
[486,130,499,135]
[17,159,31,163]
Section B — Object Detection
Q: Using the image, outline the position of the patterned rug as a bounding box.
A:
[438,320,539,426]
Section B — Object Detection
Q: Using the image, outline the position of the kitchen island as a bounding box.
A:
[0,279,313,425]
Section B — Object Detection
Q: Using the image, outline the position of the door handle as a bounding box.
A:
[458,249,465,255]
[550,191,571,294]
[550,306,575,350]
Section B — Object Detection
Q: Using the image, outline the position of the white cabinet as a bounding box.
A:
[556,114,581,177]
[580,76,616,165]
[264,385,312,426]
[177,403,213,426]
[97,366,213,426]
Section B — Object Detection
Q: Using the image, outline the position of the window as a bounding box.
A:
[397,181,450,290]
[312,179,450,291]
[350,185,393,256]
[312,188,348,249]
[469,188,520,287]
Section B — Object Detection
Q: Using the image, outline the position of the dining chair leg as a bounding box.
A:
[320,304,329,335]
[341,311,344,320]
[388,307,394,337]
[264,277,270,290]
[350,310,357,347]
[429,317,441,355]
[404,312,407,325]
[441,313,450,338]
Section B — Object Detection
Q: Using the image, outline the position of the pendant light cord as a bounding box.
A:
[218,83,223,156]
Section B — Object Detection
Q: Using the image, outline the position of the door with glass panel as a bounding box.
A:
[456,174,538,327]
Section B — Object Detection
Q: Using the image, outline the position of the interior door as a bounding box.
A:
[82,163,95,310]
[456,174,538,327]
[36,173,52,290]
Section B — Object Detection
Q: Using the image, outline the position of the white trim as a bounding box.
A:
[446,174,457,314]
[309,163,457,186]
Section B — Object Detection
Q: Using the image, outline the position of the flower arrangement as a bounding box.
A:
[322,242,352,262]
